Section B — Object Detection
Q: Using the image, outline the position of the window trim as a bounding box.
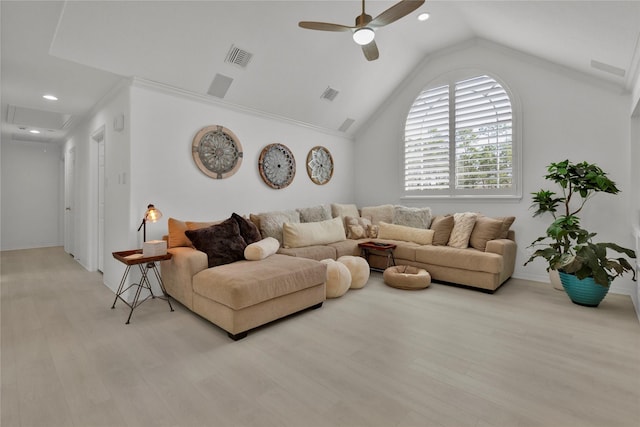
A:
[401,69,522,201]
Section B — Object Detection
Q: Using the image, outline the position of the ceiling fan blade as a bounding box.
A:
[362,40,379,61]
[298,21,353,32]
[370,0,425,27]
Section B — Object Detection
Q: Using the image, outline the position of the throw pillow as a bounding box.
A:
[368,224,379,238]
[282,217,346,248]
[256,209,300,245]
[496,216,516,239]
[430,214,454,246]
[447,212,478,249]
[377,222,435,245]
[297,205,332,223]
[244,237,280,261]
[231,212,262,245]
[185,217,247,268]
[344,216,373,240]
[330,203,359,220]
[469,216,504,251]
[360,204,394,225]
[393,206,432,229]
[168,218,191,248]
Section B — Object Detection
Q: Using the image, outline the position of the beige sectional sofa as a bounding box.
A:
[160,203,516,340]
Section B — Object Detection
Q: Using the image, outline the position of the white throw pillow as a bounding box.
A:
[282,217,346,248]
[244,237,280,261]
[447,212,478,249]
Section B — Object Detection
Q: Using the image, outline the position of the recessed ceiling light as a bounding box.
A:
[418,12,430,21]
[29,130,41,134]
[43,94,58,101]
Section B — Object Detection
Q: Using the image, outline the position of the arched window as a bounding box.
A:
[404,73,520,198]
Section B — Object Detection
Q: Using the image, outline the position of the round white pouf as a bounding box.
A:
[320,259,351,298]
[337,255,370,289]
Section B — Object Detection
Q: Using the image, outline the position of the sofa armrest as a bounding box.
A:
[160,247,208,309]
[486,238,517,281]
[485,238,515,256]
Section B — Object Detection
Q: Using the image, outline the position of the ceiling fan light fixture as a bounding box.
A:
[353,27,375,45]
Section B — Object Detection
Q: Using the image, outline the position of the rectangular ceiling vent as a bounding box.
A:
[225,45,253,68]
[321,86,339,101]
[338,118,355,132]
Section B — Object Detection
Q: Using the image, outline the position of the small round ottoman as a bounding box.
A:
[383,265,431,290]
[320,259,352,298]
[337,255,370,289]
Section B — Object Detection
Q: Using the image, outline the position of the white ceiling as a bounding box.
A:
[2,0,639,144]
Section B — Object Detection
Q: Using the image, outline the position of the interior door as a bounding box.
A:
[64,147,75,257]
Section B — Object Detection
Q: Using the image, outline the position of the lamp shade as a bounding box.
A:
[353,27,375,45]
[144,204,162,223]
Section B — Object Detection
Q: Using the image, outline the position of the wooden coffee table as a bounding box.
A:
[358,241,397,272]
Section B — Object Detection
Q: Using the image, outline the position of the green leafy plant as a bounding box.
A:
[524,160,636,287]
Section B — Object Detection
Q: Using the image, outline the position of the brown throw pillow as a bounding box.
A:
[185,217,247,268]
[231,212,262,245]
[168,218,191,248]
[469,216,504,251]
[430,215,454,246]
[496,216,516,239]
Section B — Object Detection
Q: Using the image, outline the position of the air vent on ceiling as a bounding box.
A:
[321,86,339,101]
[338,118,355,132]
[208,74,234,98]
[225,45,253,68]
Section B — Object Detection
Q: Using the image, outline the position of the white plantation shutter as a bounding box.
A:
[405,85,450,191]
[405,74,515,196]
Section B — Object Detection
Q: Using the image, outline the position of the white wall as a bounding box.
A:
[63,83,131,289]
[354,39,635,294]
[1,139,63,250]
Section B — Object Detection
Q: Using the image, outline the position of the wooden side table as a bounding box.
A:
[358,241,397,272]
[111,249,174,324]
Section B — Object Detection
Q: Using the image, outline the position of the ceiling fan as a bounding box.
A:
[298,0,425,61]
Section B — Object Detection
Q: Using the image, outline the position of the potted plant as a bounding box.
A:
[525,160,636,307]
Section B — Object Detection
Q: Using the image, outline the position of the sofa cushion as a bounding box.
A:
[331,203,359,221]
[326,239,361,259]
[192,254,326,310]
[378,222,434,245]
[168,218,191,248]
[255,209,300,245]
[185,218,247,268]
[367,239,420,262]
[231,212,262,245]
[469,216,504,251]
[297,205,332,223]
[393,206,432,229]
[344,216,373,239]
[283,217,346,248]
[278,245,337,261]
[447,212,478,249]
[415,245,503,274]
[497,216,516,239]
[244,237,280,261]
[361,204,394,225]
[430,214,454,246]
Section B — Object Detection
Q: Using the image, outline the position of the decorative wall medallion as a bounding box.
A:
[306,146,334,185]
[258,143,296,189]
[192,125,243,179]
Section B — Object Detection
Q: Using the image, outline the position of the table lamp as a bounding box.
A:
[137,203,162,242]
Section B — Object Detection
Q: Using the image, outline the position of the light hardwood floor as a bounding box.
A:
[2,247,639,427]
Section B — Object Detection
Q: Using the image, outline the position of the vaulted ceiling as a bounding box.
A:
[2,1,639,144]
